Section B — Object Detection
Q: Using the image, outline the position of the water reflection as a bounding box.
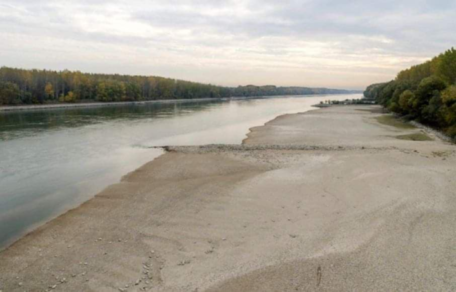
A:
[0,94,360,249]
[0,100,225,141]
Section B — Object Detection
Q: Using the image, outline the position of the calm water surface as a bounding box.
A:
[0,94,360,248]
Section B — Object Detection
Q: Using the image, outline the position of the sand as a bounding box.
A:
[0,105,455,291]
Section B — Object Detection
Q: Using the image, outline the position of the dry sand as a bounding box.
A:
[1,105,455,291]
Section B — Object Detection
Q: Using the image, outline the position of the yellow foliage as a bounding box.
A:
[64,91,76,103]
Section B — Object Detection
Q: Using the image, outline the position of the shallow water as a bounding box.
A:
[0,94,360,248]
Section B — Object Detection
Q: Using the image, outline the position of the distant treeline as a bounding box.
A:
[0,67,357,106]
[364,48,456,138]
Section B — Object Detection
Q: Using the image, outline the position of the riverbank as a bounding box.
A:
[0,94,345,113]
[0,97,232,112]
[1,105,455,291]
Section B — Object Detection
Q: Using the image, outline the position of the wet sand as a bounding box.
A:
[1,105,455,291]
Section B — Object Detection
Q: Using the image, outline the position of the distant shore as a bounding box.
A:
[0,97,231,112]
[0,93,361,113]
[1,105,455,291]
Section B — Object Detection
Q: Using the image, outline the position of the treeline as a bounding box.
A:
[364,48,456,138]
[0,67,356,106]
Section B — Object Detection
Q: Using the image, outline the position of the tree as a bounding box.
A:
[126,83,142,101]
[399,90,414,113]
[45,82,54,100]
[437,48,456,85]
[414,76,447,111]
[0,82,21,105]
[441,86,456,126]
[96,82,109,102]
[64,91,76,103]
[0,66,356,105]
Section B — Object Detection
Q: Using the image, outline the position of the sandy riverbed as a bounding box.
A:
[1,105,455,291]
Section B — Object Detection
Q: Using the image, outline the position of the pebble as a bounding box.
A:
[178,260,191,266]
[18,282,23,287]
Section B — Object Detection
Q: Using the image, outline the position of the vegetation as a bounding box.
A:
[395,133,433,141]
[364,48,456,139]
[320,98,376,106]
[0,67,357,106]
[375,116,416,130]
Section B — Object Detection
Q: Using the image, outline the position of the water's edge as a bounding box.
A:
[0,94,358,251]
[0,108,319,252]
[0,94,348,113]
[0,97,232,112]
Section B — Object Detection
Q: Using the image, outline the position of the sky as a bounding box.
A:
[0,0,455,90]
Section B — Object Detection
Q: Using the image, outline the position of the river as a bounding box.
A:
[0,94,360,249]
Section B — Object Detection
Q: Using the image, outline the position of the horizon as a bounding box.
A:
[1,1,455,90]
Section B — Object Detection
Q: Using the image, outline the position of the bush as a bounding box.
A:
[399,90,414,113]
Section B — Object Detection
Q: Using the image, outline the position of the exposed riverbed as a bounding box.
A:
[0,94,356,249]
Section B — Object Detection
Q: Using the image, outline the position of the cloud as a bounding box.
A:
[0,0,454,89]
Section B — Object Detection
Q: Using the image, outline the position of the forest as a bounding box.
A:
[0,67,356,106]
[364,48,456,138]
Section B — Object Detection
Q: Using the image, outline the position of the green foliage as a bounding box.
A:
[399,90,414,113]
[375,115,416,130]
[364,47,456,139]
[441,86,456,125]
[388,102,400,113]
[0,82,21,105]
[447,125,456,138]
[436,48,456,85]
[415,76,446,106]
[0,67,357,106]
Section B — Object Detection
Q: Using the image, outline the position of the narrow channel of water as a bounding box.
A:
[0,94,359,249]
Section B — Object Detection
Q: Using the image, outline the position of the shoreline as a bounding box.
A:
[1,105,455,291]
[0,94,357,113]
[0,97,231,112]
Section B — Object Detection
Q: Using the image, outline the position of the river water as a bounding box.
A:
[0,94,360,249]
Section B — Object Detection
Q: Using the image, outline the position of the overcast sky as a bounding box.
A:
[0,0,455,89]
